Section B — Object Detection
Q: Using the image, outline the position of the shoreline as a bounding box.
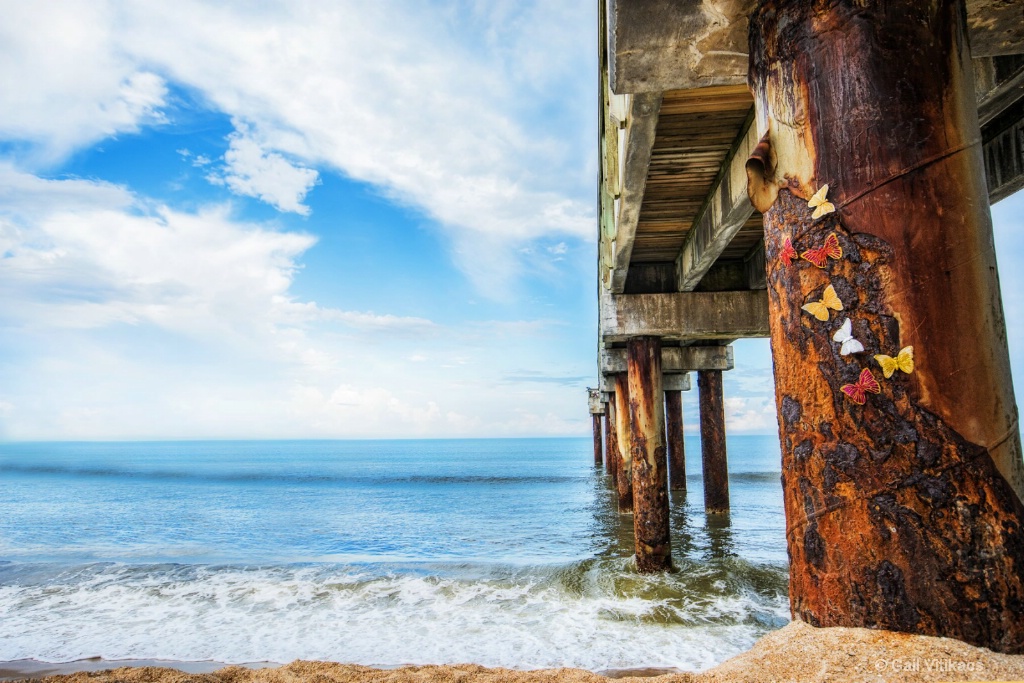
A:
[5,621,1023,683]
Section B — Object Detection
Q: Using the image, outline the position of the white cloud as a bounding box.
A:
[209,127,319,215]
[0,0,596,291]
[0,166,593,440]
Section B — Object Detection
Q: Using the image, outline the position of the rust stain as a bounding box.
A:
[614,373,633,513]
[750,0,1024,653]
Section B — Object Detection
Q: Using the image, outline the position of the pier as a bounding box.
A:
[589,0,1024,654]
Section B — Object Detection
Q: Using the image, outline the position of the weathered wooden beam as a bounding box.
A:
[749,0,1024,652]
[600,290,770,342]
[697,369,729,514]
[601,346,734,374]
[628,337,671,572]
[666,389,686,491]
[984,99,1024,203]
[676,115,758,291]
[613,373,633,513]
[610,92,662,294]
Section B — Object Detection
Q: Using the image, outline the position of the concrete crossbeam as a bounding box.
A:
[601,346,733,374]
[610,92,662,293]
[600,291,770,343]
[600,372,690,393]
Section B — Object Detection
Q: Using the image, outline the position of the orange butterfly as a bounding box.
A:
[808,184,836,219]
[779,238,797,266]
[801,233,843,268]
[841,368,881,405]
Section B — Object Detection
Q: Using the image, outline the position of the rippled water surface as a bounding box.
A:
[0,437,788,670]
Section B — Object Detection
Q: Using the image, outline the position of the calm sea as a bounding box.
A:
[0,437,788,671]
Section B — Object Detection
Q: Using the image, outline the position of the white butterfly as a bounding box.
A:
[832,318,864,356]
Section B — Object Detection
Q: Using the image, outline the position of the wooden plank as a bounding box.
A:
[600,290,770,342]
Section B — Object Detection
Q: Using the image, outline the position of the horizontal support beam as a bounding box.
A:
[610,92,662,293]
[601,346,734,374]
[606,1,1022,95]
[600,372,691,393]
[676,114,758,291]
[587,388,605,415]
[601,290,770,342]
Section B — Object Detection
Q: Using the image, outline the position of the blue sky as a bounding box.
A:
[0,1,1021,440]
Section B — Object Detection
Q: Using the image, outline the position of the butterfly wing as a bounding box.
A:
[833,318,852,343]
[841,383,866,404]
[780,239,796,266]
[802,301,829,321]
[874,354,897,378]
[801,247,827,268]
[822,233,842,259]
[860,368,881,394]
[840,338,865,356]
[821,285,843,312]
[811,201,836,220]
[896,346,914,374]
[808,184,829,208]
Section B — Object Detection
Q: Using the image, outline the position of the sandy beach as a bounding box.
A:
[7,621,1024,683]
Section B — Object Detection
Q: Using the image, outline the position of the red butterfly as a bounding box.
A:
[841,368,881,405]
[801,233,843,268]
[779,238,797,266]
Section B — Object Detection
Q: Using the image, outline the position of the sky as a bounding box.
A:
[0,1,1021,441]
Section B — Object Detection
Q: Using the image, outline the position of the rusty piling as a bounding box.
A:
[698,369,729,514]
[628,337,671,572]
[747,0,1024,652]
[605,402,618,482]
[613,372,633,512]
[592,413,603,466]
[666,389,686,491]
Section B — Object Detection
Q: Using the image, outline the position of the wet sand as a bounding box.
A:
[6,620,1024,683]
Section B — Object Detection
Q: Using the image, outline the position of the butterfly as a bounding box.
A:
[779,238,797,266]
[875,346,914,378]
[801,233,843,268]
[832,318,864,355]
[809,184,836,219]
[802,284,843,321]
[841,367,881,405]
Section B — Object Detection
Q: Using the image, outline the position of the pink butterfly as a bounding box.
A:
[841,368,881,405]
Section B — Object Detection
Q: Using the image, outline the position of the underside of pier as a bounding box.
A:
[593,0,1024,654]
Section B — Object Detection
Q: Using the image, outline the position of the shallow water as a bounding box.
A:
[0,437,788,671]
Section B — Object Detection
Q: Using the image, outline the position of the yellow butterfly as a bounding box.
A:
[801,284,843,321]
[875,346,914,378]
[809,184,835,219]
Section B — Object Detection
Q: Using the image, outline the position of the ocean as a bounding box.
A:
[0,437,789,672]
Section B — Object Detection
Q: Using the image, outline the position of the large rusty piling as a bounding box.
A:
[613,372,633,512]
[748,0,1024,652]
[592,413,603,466]
[628,337,671,571]
[666,389,686,491]
[698,369,729,514]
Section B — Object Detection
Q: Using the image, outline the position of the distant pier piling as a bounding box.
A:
[605,401,618,481]
[613,372,633,513]
[698,370,729,514]
[665,389,685,491]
